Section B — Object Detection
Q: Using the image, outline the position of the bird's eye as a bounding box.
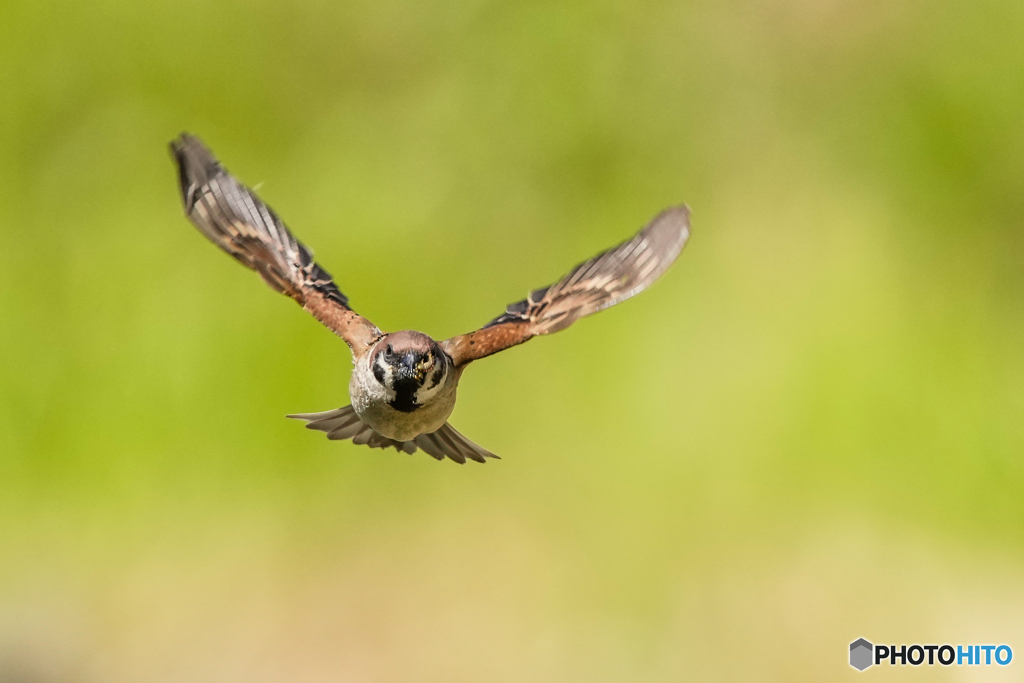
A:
[385,344,393,357]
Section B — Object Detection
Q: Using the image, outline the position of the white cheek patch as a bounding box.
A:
[374,357,397,398]
[413,356,447,405]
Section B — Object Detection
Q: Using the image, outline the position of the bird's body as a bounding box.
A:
[350,331,459,441]
[170,133,691,463]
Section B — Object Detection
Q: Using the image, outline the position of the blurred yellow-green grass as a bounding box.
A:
[2,0,1024,680]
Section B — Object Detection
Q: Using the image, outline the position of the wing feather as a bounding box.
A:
[442,205,690,366]
[171,133,381,356]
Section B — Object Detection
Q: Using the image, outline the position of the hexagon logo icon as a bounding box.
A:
[850,638,873,671]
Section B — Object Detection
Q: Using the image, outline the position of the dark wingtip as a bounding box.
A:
[169,133,221,210]
[169,132,208,168]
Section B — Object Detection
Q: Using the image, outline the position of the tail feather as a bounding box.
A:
[327,419,365,440]
[287,407,496,462]
[414,423,498,463]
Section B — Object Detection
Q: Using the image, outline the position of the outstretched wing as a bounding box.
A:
[170,133,381,356]
[442,205,690,366]
[288,406,498,464]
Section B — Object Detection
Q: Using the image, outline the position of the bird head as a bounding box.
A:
[371,331,448,411]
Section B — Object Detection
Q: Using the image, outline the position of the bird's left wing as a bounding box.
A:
[170,133,381,356]
[442,205,690,367]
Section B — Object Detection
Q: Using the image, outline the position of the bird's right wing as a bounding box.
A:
[170,133,381,357]
[442,205,690,367]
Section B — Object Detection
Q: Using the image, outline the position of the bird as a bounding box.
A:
[170,133,690,463]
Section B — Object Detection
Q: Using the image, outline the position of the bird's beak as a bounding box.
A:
[398,352,429,383]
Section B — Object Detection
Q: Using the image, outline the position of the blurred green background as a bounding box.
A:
[2,0,1024,680]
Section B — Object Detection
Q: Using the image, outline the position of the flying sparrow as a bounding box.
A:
[171,133,690,463]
